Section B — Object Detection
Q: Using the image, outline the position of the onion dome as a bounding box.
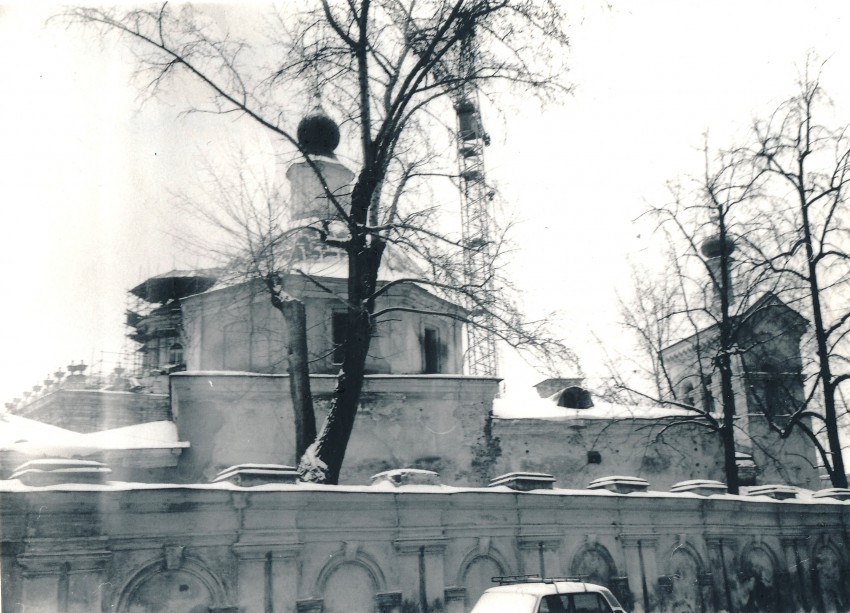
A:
[700,233,735,259]
[296,108,341,157]
[129,269,219,304]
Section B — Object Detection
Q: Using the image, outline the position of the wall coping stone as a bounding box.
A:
[371,468,440,487]
[812,487,850,501]
[669,480,728,495]
[213,464,299,486]
[489,472,555,491]
[745,485,798,500]
[587,476,649,494]
[10,458,111,486]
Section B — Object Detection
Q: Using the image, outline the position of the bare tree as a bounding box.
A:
[626,144,771,494]
[614,248,685,402]
[620,63,850,490]
[749,61,850,488]
[64,1,573,484]
[173,152,318,462]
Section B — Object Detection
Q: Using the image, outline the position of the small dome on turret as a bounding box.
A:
[700,233,735,259]
[297,108,341,157]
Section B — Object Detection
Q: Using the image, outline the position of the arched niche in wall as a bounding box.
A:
[557,387,594,409]
[458,547,510,608]
[569,542,617,588]
[316,549,385,613]
[736,542,779,613]
[116,551,228,613]
[662,544,706,613]
[810,539,849,612]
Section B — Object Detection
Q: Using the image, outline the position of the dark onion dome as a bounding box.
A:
[129,269,220,304]
[700,233,736,258]
[296,109,341,156]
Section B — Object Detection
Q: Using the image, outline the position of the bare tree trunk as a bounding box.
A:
[281,297,317,462]
[716,224,741,494]
[299,179,386,484]
[751,72,850,489]
[801,201,849,487]
[301,313,371,484]
[717,354,741,494]
[266,276,318,464]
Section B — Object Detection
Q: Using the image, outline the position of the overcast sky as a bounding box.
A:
[3,2,850,404]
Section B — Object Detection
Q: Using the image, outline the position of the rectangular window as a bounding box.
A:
[332,312,347,364]
[423,327,440,374]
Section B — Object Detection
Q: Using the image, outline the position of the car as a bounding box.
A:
[469,576,628,613]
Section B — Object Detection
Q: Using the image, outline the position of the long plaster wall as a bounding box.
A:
[170,373,500,485]
[1,484,848,613]
[493,416,726,491]
[492,415,821,491]
[170,373,819,491]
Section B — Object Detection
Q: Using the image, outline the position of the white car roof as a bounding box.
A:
[483,581,600,596]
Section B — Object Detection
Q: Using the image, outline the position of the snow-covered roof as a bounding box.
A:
[0,414,189,457]
[660,291,807,356]
[492,396,697,421]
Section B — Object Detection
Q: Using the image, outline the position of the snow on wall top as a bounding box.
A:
[492,396,697,421]
[0,414,188,456]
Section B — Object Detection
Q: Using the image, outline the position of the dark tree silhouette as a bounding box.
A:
[748,62,850,487]
[65,1,574,483]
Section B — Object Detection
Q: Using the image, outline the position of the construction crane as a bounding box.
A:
[453,29,499,377]
[397,7,499,376]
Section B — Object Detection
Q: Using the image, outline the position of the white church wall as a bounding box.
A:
[2,483,848,613]
[181,277,465,376]
[169,373,501,485]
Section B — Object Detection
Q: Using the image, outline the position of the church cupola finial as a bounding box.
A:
[296,95,341,158]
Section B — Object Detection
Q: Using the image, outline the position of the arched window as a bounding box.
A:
[701,375,715,412]
[169,342,184,365]
[752,363,792,416]
[462,555,506,608]
[557,387,593,409]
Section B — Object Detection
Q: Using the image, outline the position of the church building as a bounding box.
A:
[1,107,845,613]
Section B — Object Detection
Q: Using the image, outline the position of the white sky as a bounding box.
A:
[3,2,850,404]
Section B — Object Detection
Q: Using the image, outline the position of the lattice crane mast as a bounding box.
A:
[397,8,499,376]
[453,29,499,377]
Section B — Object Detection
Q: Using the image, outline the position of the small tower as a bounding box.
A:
[285,105,354,223]
[700,232,736,312]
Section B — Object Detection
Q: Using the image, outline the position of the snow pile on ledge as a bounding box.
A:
[492,397,697,421]
[0,479,847,506]
[0,415,188,457]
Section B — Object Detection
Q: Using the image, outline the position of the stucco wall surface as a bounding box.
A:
[170,373,500,486]
[1,484,848,613]
[492,417,727,491]
[170,373,819,491]
[181,278,464,376]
